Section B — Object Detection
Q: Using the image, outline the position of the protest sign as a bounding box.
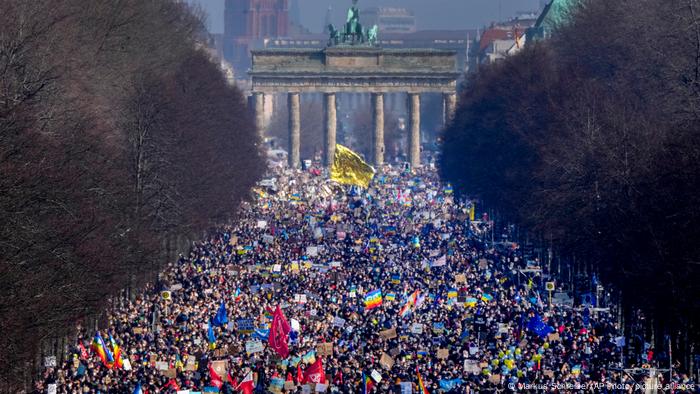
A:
[379,327,397,339]
[44,356,57,368]
[316,343,333,357]
[380,352,395,369]
[245,340,264,354]
[371,370,382,383]
[237,318,254,333]
[410,323,423,335]
[294,294,308,304]
[437,348,449,359]
[306,246,319,257]
[332,316,346,328]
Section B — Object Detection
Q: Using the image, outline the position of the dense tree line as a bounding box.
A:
[441,0,700,371]
[0,0,264,390]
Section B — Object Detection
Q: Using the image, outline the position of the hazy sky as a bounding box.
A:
[188,0,542,34]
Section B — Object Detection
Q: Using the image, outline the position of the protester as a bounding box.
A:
[45,164,651,393]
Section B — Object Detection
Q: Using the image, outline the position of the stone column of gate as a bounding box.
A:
[408,93,421,168]
[372,92,385,167]
[443,92,457,128]
[288,92,301,168]
[254,92,265,135]
[323,93,337,167]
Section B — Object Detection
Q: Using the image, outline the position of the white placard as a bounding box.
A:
[315,383,328,392]
[44,356,57,368]
[294,294,308,304]
[410,323,423,335]
[400,382,413,394]
[371,369,382,383]
[273,264,282,272]
[47,384,57,394]
[245,340,264,354]
[291,319,301,332]
[306,246,319,257]
[256,220,267,229]
[332,316,346,328]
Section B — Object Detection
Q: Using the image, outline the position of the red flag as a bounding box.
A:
[237,371,254,394]
[302,357,326,384]
[334,369,343,384]
[78,342,89,360]
[297,365,303,383]
[268,305,291,358]
[162,378,179,391]
[209,363,223,389]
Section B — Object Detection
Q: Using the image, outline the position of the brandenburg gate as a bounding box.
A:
[248,2,459,169]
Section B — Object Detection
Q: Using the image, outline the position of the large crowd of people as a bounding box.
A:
[38,165,694,393]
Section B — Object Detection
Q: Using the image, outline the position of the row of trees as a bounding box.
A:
[441,0,700,370]
[0,0,264,390]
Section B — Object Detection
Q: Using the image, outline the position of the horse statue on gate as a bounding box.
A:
[344,0,365,44]
[366,25,379,46]
[327,24,341,46]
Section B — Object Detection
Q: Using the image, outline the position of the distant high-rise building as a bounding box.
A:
[289,0,301,27]
[223,0,290,73]
[363,7,417,34]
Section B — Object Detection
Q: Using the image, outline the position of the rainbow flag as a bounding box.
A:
[91,332,114,368]
[362,372,374,393]
[416,366,430,394]
[364,289,383,310]
[108,334,123,369]
[399,290,420,318]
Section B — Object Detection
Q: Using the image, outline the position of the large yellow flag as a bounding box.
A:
[330,144,375,188]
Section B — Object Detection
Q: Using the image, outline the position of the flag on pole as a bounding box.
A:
[207,319,217,350]
[362,372,375,393]
[302,357,326,384]
[212,301,228,327]
[416,366,430,394]
[268,305,291,358]
[399,290,420,318]
[237,371,254,394]
[364,289,383,310]
[108,334,123,369]
[91,332,114,368]
[330,144,376,188]
[209,363,224,389]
